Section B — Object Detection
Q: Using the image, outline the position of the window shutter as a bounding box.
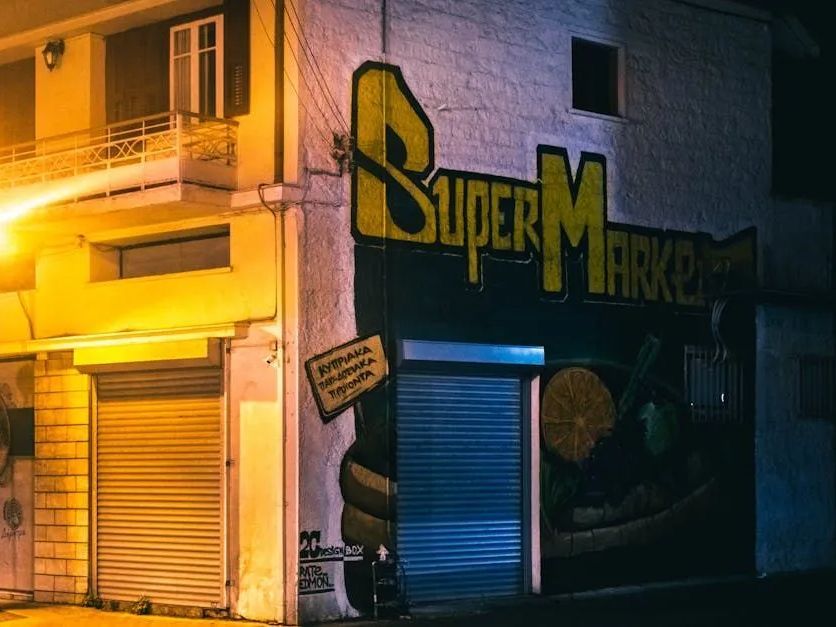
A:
[396,374,525,602]
[797,354,835,420]
[684,346,745,424]
[106,22,170,124]
[224,0,250,117]
[96,369,225,607]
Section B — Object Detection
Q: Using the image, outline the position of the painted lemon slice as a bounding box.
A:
[542,367,615,462]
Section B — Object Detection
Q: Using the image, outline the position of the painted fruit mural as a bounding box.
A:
[539,335,748,591]
[324,60,755,612]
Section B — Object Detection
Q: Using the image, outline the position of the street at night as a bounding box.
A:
[1,0,834,625]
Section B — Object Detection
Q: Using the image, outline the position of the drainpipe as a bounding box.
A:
[280,203,300,626]
[275,0,285,184]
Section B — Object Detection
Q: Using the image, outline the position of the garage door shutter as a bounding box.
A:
[95,368,224,607]
[397,373,523,602]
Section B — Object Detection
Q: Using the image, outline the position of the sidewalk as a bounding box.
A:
[314,569,836,626]
[0,602,270,627]
[3,571,834,626]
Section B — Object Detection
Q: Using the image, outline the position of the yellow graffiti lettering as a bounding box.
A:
[673,240,703,306]
[651,237,674,303]
[540,152,606,294]
[607,230,630,298]
[466,179,491,284]
[354,65,437,244]
[433,175,465,246]
[513,187,540,253]
[630,233,653,301]
[350,63,753,307]
[490,182,513,251]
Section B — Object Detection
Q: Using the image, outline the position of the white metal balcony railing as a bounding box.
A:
[0,111,238,200]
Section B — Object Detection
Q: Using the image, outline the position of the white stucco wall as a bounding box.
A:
[754,197,834,574]
[291,1,797,622]
[755,306,835,574]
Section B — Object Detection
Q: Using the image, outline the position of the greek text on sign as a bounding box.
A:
[306,335,388,419]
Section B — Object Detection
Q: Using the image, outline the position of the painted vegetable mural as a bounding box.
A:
[539,334,721,566]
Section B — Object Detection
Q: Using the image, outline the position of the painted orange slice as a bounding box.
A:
[541,367,615,462]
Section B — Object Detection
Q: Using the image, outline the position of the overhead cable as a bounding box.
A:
[282,0,350,132]
[251,0,338,149]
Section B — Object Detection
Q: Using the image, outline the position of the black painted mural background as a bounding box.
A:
[342,242,754,607]
[340,61,755,611]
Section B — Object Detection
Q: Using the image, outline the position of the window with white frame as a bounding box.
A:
[170,15,224,117]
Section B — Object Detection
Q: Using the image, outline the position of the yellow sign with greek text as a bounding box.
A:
[306,335,388,420]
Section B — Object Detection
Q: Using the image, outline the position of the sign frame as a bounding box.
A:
[305,333,389,421]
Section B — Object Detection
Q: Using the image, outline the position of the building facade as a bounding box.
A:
[0,0,298,623]
[0,1,833,625]
[292,0,834,623]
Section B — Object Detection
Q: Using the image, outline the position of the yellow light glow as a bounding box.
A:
[1,186,78,225]
[0,168,123,227]
[0,175,115,259]
[0,228,14,256]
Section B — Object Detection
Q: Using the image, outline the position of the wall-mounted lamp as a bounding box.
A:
[41,39,65,72]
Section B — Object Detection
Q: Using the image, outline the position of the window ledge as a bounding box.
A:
[89,265,233,286]
[569,108,629,124]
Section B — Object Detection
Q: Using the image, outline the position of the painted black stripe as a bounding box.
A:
[299,588,335,596]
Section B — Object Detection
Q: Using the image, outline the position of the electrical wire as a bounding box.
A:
[669,0,771,24]
[283,64,339,149]
[251,0,341,150]
[15,291,34,340]
[282,0,350,133]
[273,9,346,137]
[266,0,349,133]
[251,0,275,46]
[281,44,339,145]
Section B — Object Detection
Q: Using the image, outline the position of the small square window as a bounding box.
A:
[572,38,621,117]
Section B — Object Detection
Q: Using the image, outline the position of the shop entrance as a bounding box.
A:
[394,340,543,604]
[397,373,524,602]
[94,368,225,608]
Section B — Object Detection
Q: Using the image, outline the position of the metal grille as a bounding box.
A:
[95,368,224,608]
[0,111,237,193]
[684,346,744,423]
[797,355,835,420]
[396,374,523,603]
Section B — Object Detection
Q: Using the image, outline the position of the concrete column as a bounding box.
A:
[33,352,90,604]
[35,32,105,138]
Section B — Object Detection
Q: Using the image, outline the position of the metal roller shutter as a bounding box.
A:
[397,374,523,603]
[95,368,224,608]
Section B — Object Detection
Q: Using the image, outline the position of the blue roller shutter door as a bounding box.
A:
[396,373,524,602]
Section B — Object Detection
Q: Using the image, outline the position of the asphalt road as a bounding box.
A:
[2,572,832,626]
[318,572,836,627]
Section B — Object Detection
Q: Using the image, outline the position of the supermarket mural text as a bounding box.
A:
[351,62,756,305]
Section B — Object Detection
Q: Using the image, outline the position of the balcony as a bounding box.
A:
[0,111,238,208]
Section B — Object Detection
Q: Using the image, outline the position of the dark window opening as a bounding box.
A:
[797,354,835,420]
[572,38,620,116]
[90,225,230,281]
[120,229,230,279]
